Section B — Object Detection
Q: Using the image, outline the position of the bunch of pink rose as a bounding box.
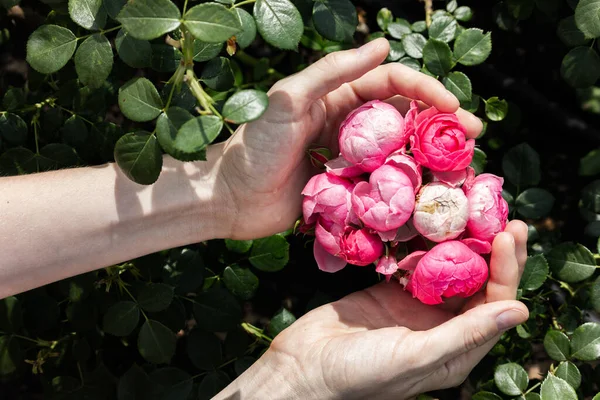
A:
[301,100,509,305]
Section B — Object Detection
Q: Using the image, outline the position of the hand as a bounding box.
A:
[214,221,529,400]
[216,38,483,240]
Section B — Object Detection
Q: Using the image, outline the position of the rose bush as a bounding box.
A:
[1,0,600,399]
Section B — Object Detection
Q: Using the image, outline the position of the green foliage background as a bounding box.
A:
[1,0,600,399]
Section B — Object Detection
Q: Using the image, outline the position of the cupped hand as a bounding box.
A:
[260,220,529,400]
[217,38,483,240]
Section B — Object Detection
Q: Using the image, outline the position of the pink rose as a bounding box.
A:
[413,182,469,242]
[409,106,475,171]
[463,173,509,244]
[385,151,422,192]
[376,255,399,281]
[302,173,357,227]
[352,165,415,232]
[339,100,407,172]
[314,220,383,271]
[406,241,489,305]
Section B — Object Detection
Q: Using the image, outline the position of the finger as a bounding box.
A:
[282,38,390,105]
[504,219,529,279]
[417,300,528,369]
[485,232,520,302]
[349,63,460,113]
[384,96,483,139]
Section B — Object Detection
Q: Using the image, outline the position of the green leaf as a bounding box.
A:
[267,308,296,337]
[454,6,473,21]
[38,144,78,170]
[193,288,242,331]
[575,0,600,39]
[0,297,22,333]
[494,362,528,396]
[68,0,106,30]
[149,367,193,400]
[386,40,405,61]
[401,33,427,58]
[26,25,77,74]
[170,115,223,158]
[570,322,600,360]
[0,336,20,378]
[453,28,492,66]
[447,0,457,12]
[183,3,242,43]
[254,0,304,50]
[540,374,577,400]
[592,276,600,313]
[543,330,570,361]
[137,320,177,364]
[422,39,453,76]
[516,188,555,219]
[115,29,152,68]
[411,20,427,32]
[442,71,472,103]
[225,239,253,253]
[485,96,508,121]
[502,143,541,187]
[103,301,140,337]
[222,89,269,124]
[312,0,357,43]
[2,87,25,111]
[137,283,174,312]
[118,77,164,122]
[579,148,600,176]
[197,371,231,400]
[555,362,581,390]
[470,147,487,175]
[151,44,182,73]
[520,255,549,292]
[201,57,235,91]
[193,41,223,62]
[117,364,153,400]
[547,243,596,283]
[249,235,290,272]
[234,8,257,48]
[104,0,127,20]
[223,265,259,300]
[156,107,206,161]
[561,47,600,88]
[0,113,27,145]
[116,0,181,41]
[377,7,393,31]
[388,19,412,39]
[0,148,37,175]
[428,15,457,42]
[398,57,421,70]
[114,131,162,185]
[74,34,113,89]
[558,16,589,47]
[186,330,222,370]
[472,392,503,400]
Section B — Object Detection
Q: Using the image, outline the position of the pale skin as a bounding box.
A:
[0,38,529,399]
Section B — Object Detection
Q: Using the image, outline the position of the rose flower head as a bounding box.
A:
[406,241,489,305]
[339,100,407,172]
[413,182,469,242]
[302,173,356,227]
[463,173,509,244]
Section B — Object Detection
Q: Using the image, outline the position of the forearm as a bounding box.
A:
[0,144,233,298]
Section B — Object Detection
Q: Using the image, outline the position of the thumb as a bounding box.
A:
[420,300,529,367]
[284,38,390,105]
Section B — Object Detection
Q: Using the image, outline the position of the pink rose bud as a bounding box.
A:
[376,255,399,281]
[314,219,347,273]
[302,173,357,227]
[325,156,365,178]
[385,151,422,192]
[307,146,333,169]
[352,165,415,232]
[413,182,469,242]
[463,173,509,244]
[339,227,384,266]
[409,106,475,171]
[407,241,489,305]
[339,100,407,172]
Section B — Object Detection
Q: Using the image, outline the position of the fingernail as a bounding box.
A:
[496,309,527,331]
[357,39,384,56]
